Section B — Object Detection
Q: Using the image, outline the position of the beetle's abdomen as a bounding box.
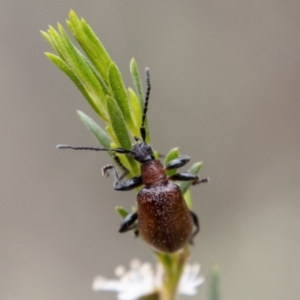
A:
[137,181,193,253]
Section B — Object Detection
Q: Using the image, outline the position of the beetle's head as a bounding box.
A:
[130,142,154,163]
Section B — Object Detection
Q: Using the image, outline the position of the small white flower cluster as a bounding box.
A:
[178,263,205,296]
[93,259,204,300]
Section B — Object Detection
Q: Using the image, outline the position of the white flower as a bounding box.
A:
[92,259,204,300]
[179,263,205,295]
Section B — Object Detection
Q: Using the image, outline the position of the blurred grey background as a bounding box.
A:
[1,1,300,299]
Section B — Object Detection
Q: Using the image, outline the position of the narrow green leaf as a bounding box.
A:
[81,54,109,95]
[43,25,109,119]
[130,58,151,143]
[41,30,54,48]
[105,125,119,146]
[128,88,142,137]
[164,148,179,177]
[184,189,192,209]
[119,153,137,176]
[106,97,140,176]
[45,26,67,59]
[108,62,134,132]
[115,206,129,218]
[45,53,102,116]
[106,95,132,150]
[164,148,179,165]
[209,264,220,300]
[77,111,111,149]
[180,162,203,195]
[56,23,108,120]
[130,58,144,107]
[67,10,112,83]
[110,141,138,177]
[77,113,139,177]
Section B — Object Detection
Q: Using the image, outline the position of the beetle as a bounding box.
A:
[57,68,208,253]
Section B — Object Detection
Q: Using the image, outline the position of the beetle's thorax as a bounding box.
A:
[141,159,167,187]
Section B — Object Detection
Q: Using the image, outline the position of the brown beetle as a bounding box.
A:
[58,68,208,253]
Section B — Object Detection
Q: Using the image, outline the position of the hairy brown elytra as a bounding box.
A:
[57,68,208,253]
[138,160,194,253]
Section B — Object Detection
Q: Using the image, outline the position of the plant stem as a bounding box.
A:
[156,248,190,300]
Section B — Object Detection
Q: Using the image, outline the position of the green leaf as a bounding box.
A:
[43,24,110,121]
[42,27,65,59]
[67,10,112,83]
[184,189,192,209]
[105,125,119,146]
[41,30,56,51]
[56,23,108,121]
[46,23,65,60]
[180,162,203,195]
[45,53,102,116]
[209,264,220,300]
[108,62,134,132]
[128,88,142,136]
[106,95,132,150]
[164,148,179,165]
[77,111,111,149]
[130,58,144,108]
[81,54,109,95]
[164,148,179,176]
[130,59,151,143]
[115,206,129,218]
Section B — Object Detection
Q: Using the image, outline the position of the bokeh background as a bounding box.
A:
[1,1,300,299]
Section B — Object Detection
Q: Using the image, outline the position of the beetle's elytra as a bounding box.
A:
[57,68,208,253]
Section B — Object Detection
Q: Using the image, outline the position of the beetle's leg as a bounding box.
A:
[113,155,129,180]
[102,165,143,191]
[165,156,190,170]
[189,210,200,244]
[169,172,209,185]
[119,212,138,233]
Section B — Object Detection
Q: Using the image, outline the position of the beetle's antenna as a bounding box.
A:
[140,67,151,142]
[56,144,131,154]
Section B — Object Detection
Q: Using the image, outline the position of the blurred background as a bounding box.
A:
[1,1,300,299]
